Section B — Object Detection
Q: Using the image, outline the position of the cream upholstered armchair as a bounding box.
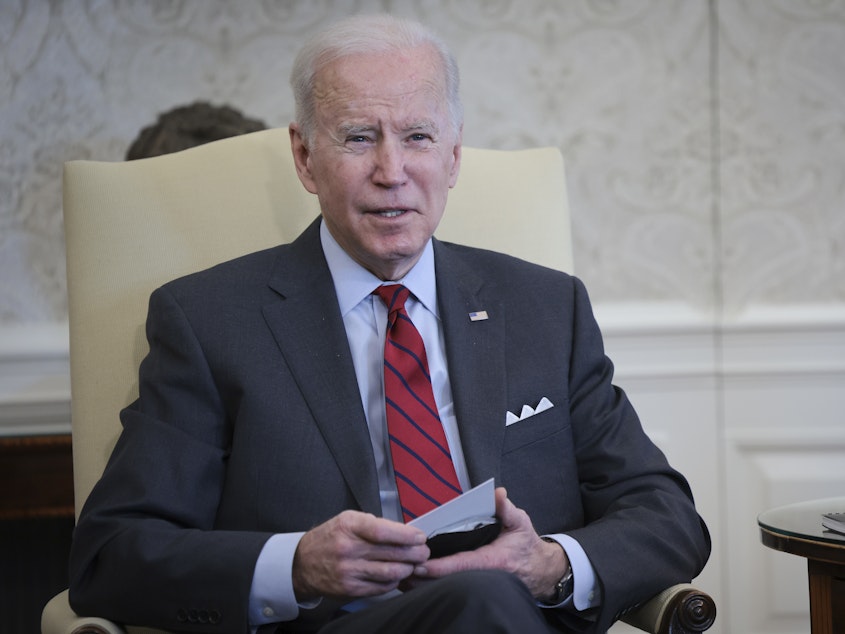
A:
[42,128,715,634]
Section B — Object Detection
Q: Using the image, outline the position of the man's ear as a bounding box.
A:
[289,124,318,195]
[448,127,463,189]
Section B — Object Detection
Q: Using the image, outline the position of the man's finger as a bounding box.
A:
[343,512,428,547]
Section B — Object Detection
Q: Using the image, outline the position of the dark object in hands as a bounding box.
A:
[426,519,501,558]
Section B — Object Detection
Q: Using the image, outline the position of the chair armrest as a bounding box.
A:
[42,589,127,634]
[42,589,179,634]
[621,583,716,634]
[42,583,716,634]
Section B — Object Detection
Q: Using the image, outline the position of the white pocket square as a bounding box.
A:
[505,397,554,426]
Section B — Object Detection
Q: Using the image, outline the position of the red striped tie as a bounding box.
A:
[374,284,462,522]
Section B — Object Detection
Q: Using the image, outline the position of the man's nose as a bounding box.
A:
[372,140,407,187]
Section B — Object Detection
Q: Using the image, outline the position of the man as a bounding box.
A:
[69,14,710,634]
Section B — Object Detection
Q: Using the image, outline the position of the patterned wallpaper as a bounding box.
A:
[2,0,844,324]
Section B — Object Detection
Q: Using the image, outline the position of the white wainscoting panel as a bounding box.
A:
[719,306,845,634]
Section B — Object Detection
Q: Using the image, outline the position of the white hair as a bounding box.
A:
[290,14,463,147]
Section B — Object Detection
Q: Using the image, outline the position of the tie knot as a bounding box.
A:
[374,284,411,314]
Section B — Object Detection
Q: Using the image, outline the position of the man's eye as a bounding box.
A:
[347,135,369,143]
[407,133,435,145]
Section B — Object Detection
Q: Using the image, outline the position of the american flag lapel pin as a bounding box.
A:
[468,310,489,322]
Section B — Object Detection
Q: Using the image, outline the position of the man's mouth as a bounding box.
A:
[374,209,407,218]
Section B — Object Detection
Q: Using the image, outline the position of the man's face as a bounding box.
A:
[290,45,462,281]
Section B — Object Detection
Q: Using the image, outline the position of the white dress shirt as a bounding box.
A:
[249,221,599,627]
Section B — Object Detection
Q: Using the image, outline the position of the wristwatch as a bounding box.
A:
[541,537,574,604]
[546,567,574,604]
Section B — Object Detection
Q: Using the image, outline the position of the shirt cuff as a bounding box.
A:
[542,533,601,611]
[248,532,311,626]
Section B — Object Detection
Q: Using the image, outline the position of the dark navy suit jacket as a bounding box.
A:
[70,218,710,633]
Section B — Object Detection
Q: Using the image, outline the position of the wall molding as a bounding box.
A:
[1,303,843,437]
[0,324,71,436]
[726,426,845,447]
[597,302,845,378]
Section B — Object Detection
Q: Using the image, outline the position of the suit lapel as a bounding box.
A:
[434,241,507,487]
[261,221,382,516]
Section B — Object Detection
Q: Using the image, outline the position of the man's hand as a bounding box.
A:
[409,487,570,599]
[292,510,430,601]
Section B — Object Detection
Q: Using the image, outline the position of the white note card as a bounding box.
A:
[409,478,496,538]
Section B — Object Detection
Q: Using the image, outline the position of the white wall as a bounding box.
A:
[4,1,845,319]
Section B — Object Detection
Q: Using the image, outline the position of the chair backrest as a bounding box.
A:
[63,127,573,513]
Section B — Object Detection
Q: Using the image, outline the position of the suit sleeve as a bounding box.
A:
[559,277,711,631]
[68,286,273,632]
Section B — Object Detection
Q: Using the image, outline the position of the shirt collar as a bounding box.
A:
[320,219,438,317]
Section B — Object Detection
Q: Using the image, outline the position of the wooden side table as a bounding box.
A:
[758,498,845,634]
